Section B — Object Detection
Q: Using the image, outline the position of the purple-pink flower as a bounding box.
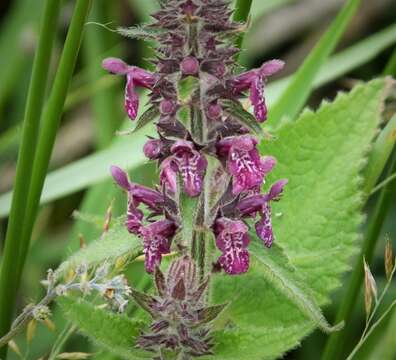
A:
[216,135,276,195]
[140,220,176,273]
[230,60,284,121]
[143,139,163,160]
[111,165,164,234]
[214,217,250,275]
[102,57,157,120]
[237,179,288,247]
[160,140,207,197]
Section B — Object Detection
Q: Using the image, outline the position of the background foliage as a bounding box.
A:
[0,0,396,359]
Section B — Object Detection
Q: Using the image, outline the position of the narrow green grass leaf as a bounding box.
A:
[363,113,396,196]
[267,0,361,126]
[0,0,61,352]
[266,23,396,106]
[58,297,150,359]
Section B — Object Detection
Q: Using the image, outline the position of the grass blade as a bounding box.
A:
[266,23,396,105]
[0,0,61,354]
[266,0,361,126]
[17,0,92,282]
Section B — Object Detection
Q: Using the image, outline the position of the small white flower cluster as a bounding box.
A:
[44,263,132,313]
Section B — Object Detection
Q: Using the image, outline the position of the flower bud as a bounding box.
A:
[144,139,163,160]
[180,56,199,75]
[159,99,176,115]
[207,102,222,120]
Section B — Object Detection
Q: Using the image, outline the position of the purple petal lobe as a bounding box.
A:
[250,77,267,122]
[261,156,276,175]
[140,220,176,273]
[255,203,273,248]
[215,218,250,275]
[126,192,143,234]
[110,165,130,190]
[129,183,164,212]
[267,179,288,201]
[125,73,139,120]
[160,157,178,194]
[236,194,266,217]
[218,135,265,195]
[171,141,207,197]
[102,57,129,74]
[259,59,285,77]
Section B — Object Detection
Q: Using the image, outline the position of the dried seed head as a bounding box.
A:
[79,233,87,249]
[26,319,37,343]
[103,201,113,233]
[364,259,377,317]
[8,340,22,357]
[385,236,394,281]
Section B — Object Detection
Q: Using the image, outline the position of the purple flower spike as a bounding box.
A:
[215,218,250,275]
[141,220,176,273]
[171,140,208,197]
[144,139,163,160]
[180,56,199,75]
[102,57,156,120]
[217,135,267,195]
[110,165,130,190]
[231,59,284,122]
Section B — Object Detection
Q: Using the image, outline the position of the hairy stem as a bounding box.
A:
[0,292,56,348]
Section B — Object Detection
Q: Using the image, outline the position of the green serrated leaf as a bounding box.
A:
[133,106,160,133]
[222,99,264,138]
[211,79,389,359]
[58,297,151,359]
[250,240,343,333]
[55,218,142,279]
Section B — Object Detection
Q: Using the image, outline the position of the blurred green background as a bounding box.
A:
[0,0,396,359]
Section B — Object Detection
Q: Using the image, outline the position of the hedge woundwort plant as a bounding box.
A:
[102,0,286,356]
